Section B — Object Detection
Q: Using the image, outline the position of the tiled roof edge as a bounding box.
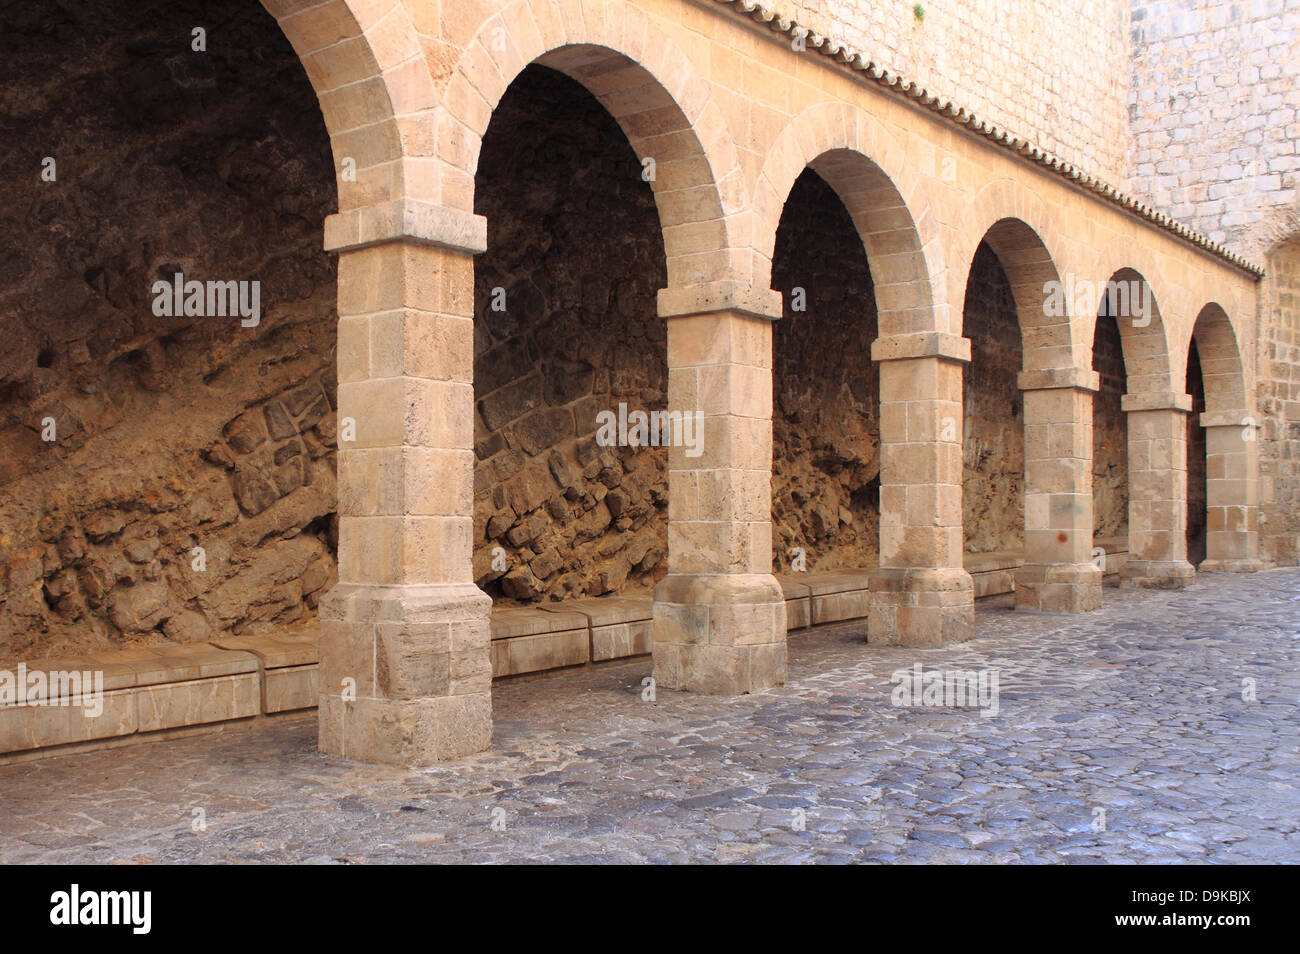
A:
[714,0,1266,279]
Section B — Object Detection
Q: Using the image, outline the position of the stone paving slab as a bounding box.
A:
[0,570,1296,864]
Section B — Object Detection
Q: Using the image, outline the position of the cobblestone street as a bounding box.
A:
[2,569,1297,865]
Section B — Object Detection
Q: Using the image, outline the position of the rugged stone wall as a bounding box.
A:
[778,0,1131,183]
[962,243,1024,553]
[0,1,338,661]
[1186,342,1208,566]
[771,170,880,572]
[471,66,669,604]
[1093,310,1130,539]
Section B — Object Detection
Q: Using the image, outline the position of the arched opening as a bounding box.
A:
[1099,268,1192,588]
[770,168,880,577]
[753,122,943,645]
[1185,340,1208,567]
[1188,302,1254,571]
[471,64,668,611]
[1092,298,1129,576]
[961,242,1024,559]
[0,0,338,663]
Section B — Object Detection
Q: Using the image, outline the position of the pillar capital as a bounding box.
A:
[1200,409,1259,429]
[1017,367,1100,392]
[657,282,783,320]
[324,199,488,255]
[1121,391,1193,413]
[871,332,971,364]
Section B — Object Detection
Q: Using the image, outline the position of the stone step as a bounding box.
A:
[1,547,1132,759]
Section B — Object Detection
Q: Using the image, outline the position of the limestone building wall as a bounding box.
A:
[762,0,1132,183]
[1128,0,1300,566]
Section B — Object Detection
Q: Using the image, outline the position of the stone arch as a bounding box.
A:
[443,0,746,287]
[1095,267,1175,397]
[954,182,1075,372]
[1186,302,1258,572]
[753,102,943,336]
[1188,302,1249,414]
[263,0,432,211]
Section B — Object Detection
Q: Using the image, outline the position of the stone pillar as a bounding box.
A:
[1120,391,1196,588]
[651,283,787,694]
[868,332,973,647]
[316,200,492,765]
[1014,368,1103,611]
[1198,410,1263,572]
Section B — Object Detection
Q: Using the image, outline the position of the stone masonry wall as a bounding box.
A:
[771,170,880,572]
[1260,237,1300,564]
[1128,0,1300,566]
[1128,0,1299,256]
[772,0,1131,183]
[0,0,338,662]
[962,242,1024,553]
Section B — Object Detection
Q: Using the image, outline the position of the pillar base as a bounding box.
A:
[317,582,492,766]
[868,568,973,647]
[1014,562,1102,613]
[1119,560,1196,589]
[652,574,787,694]
[1197,558,1265,574]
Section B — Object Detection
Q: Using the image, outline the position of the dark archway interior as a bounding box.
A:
[0,0,338,662]
[770,169,880,572]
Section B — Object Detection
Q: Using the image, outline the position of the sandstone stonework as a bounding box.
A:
[0,0,1283,766]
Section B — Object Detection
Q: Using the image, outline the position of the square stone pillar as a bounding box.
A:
[1199,410,1264,572]
[651,284,787,694]
[1120,391,1196,588]
[1014,369,1103,612]
[868,332,974,647]
[317,201,493,765]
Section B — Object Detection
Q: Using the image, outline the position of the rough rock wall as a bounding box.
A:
[771,170,880,572]
[471,66,669,604]
[1093,309,1130,539]
[0,1,338,662]
[962,243,1024,554]
[1186,343,1208,566]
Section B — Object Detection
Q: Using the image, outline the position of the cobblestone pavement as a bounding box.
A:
[1,570,1297,864]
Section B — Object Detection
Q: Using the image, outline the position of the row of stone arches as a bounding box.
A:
[267,0,1264,762]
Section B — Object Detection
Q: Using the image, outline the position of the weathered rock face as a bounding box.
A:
[771,170,880,572]
[962,244,1024,553]
[0,1,338,661]
[1093,309,1130,539]
[1187,343,1207,566]
[471,66,669,603]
